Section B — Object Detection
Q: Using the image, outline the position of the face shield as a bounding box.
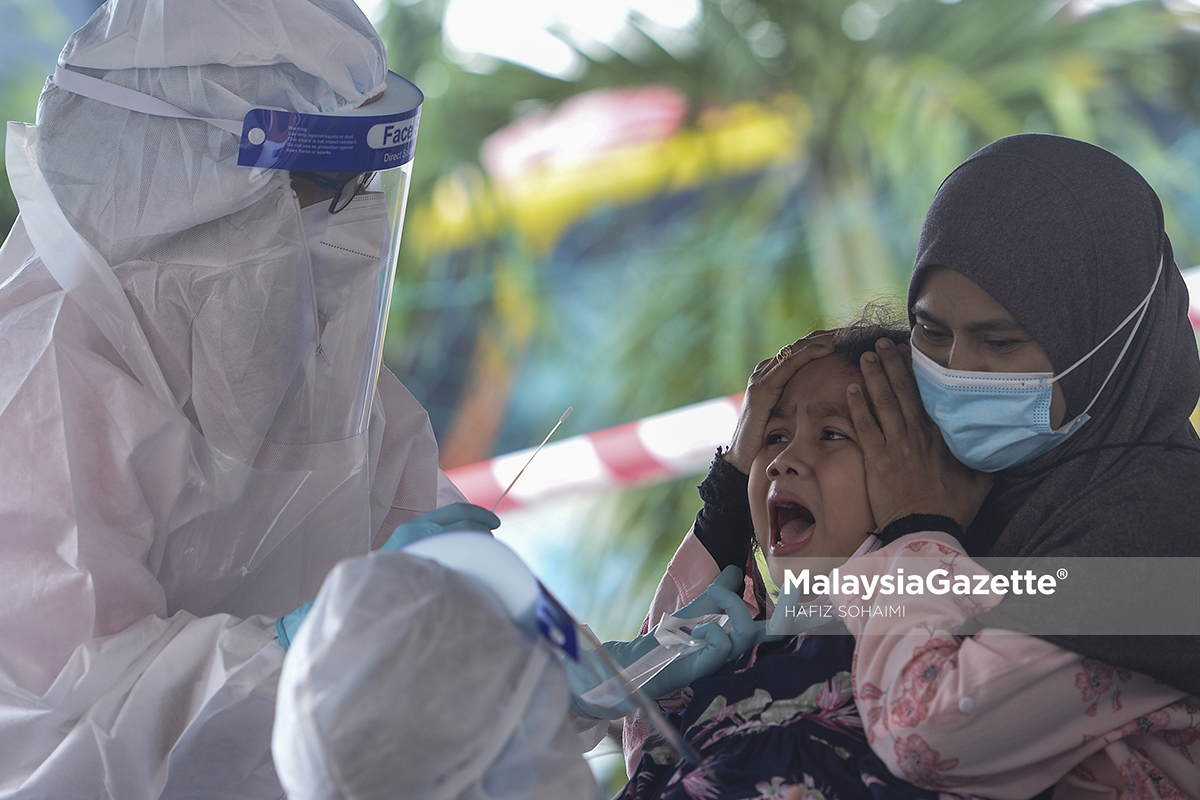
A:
[48,66,422,444]
[240,72,421,442]
[398,531,710,771]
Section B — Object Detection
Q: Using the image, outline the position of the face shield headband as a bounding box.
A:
[48,66,422,441]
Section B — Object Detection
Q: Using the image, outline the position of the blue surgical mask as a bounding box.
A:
[911,259,1162,472]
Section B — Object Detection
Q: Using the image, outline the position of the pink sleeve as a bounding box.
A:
[643,528,723,632]
[832,532,1196,799]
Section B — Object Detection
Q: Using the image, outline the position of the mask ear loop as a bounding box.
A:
[1051,256,1163,419]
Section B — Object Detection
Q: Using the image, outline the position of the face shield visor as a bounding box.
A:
[238,72,421,442]
[398,531,710,772]
[48,67,422,444]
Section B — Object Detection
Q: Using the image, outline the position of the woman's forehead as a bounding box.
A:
[912,266,1028,332]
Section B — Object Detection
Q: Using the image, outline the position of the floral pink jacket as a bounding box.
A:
[626,530,1200,798]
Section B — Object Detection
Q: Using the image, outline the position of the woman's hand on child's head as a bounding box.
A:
[846,338,992,530]
[725,331,836,474]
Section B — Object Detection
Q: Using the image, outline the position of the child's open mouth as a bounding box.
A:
[771,499,816,556]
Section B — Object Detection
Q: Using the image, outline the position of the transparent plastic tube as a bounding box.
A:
[578,612,729,708]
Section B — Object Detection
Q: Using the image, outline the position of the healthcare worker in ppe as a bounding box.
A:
[273,551,610,800]
[271,534,765,800]
[0,0,490,796]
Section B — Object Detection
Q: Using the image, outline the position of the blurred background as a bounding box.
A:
[5,0,1200,787]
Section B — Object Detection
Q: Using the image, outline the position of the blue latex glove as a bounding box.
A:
[276,599,315,651]
[276,504,501,651]
[571,565,765,719]
[380,502,501,552]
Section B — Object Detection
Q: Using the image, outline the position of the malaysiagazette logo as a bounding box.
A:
[783,566,1060,602]
[768,555,1199,636]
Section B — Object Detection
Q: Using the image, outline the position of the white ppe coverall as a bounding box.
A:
[0,0,459,796]
[273,552,606,800]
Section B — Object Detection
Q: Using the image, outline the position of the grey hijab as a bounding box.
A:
[909,134,1200,695]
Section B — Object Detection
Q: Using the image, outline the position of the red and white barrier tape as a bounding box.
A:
[1185,266,1200,331]
[446,394,743,511]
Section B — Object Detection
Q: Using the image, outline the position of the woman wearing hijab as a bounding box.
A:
[630,134,1200,796]
[832,133,1200,795]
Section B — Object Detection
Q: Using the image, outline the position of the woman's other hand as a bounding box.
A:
[846,338,992,530]
[724,332,835,474]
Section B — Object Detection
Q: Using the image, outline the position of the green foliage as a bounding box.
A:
[0,0,85,238]
[2,0,1198,783]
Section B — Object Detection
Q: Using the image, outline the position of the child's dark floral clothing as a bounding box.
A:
[618,633,940,800]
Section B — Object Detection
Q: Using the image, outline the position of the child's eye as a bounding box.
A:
[764,432,789,446]
[821,429,850,441]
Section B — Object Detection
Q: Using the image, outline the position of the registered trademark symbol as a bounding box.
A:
[1056,568,1068,580]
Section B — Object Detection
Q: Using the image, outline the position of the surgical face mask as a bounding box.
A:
[912,259,1162,472]
[301,191,387,322]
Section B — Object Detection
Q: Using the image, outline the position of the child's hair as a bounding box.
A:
[827,300,910,363]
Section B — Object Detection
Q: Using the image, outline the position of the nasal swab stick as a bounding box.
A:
[490,407,572,512]
[486,407,711,773]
